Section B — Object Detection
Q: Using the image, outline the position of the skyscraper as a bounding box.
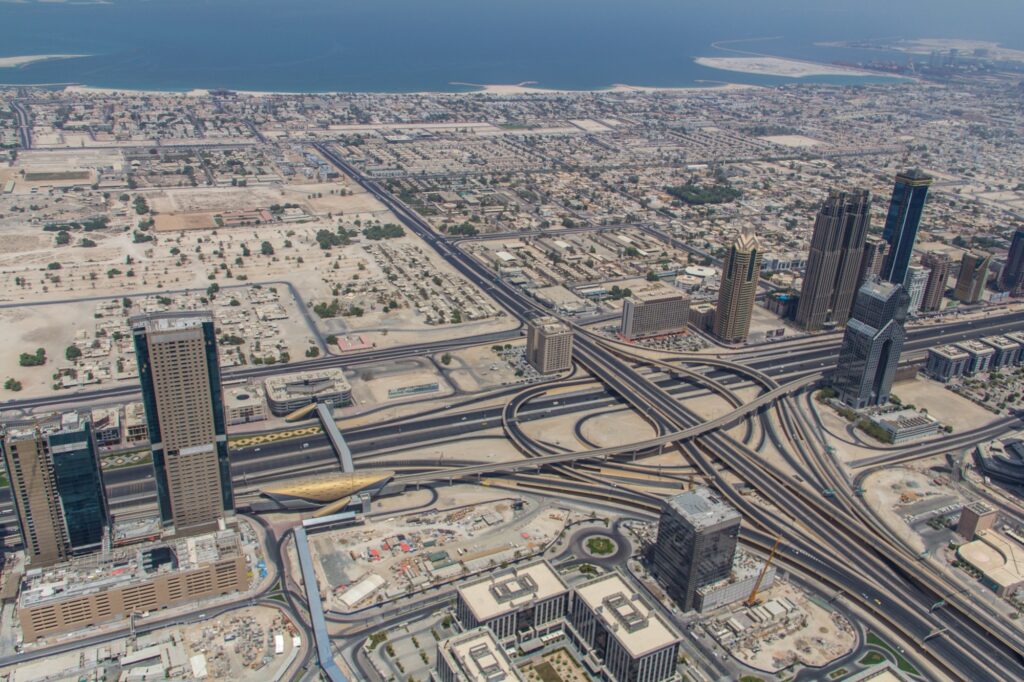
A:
[832,279,910,409]
[132,311,233,534]
[713,227,762,343]
[526,315,573,374]
[651,487,741,612]
[879,169,933,285]
[1,413,108,566]
[857,235,888,289]
[795,189,871,331]
[954,251,991,304]
[920,251,952,313]
[906,265,930,315]
[999,227,1024,295]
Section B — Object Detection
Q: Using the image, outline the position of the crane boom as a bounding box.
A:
[745,535,781,607]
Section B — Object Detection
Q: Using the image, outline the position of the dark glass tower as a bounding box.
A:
[1000,228,1024,295]
[795,189,871,331]
[1,413,108,566]
[832,279,910,409]
[651,488,740,612]
[132,311,233,534]
[879,169,932,286]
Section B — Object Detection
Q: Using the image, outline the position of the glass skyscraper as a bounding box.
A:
[833,279,911,409]
[1,413,108,566]
[651,488,741,612]
[879,169,933,286]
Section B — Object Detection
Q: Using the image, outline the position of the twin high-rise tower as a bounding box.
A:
[795,190,872,331]
[132,311,234,535]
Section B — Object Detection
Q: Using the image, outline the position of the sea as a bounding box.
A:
[1,0,1023,93]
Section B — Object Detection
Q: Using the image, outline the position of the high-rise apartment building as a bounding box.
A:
[954,251,991,304]
[920,251,952,313]
[1,413,108,567]
[906,265,930,315]
[650,488,741,612]
[713,227,762,343]
[795,189,871,331]
[132,311,233,534]
[879,169,933,285]
[1000,228,1024,295]
[526,316,573,374]
[620,283,690,339]
[857,235,888,288]
[832,279,910,409]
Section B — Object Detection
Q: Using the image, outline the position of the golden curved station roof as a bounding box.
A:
[262,469,393,517]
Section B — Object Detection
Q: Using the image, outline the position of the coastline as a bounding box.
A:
[46,81,761,98]
[694,56,899,79]
[0,54,89,68]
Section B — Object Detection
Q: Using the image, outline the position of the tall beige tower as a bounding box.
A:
[714,227,762,343]
[920,251,951,312]
[954,251,991,304]
[526,316,573,374]
[132,312,233,535]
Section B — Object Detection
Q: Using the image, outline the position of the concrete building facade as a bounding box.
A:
[714,227,762,343]
[567,572,681,682]
[906,265,930,315]
[455,560,569,643]
[920,251,952,313]
[131,311,233,535]
[620,283,690,339]
[858,235,888,289]
[925,345,970,382]
[795,189,871,331]
[264,368,352,417]
[958,501,997,540]
[526,316,574,374]
[1000,227,1024,295]
[434,627,523,682]
[954,251,991,304]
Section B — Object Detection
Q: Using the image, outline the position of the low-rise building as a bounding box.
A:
[688,302,716,333]
[567,572,681,682]
[958,501,997,540]
[18,530,248,641]
[620,283,690,339]
[224,384,267,424]
[974,432,1024,486]
[264,368,352,416]
[870,409,942,444]
[695,549,775,613]
[982,335,1022,369]
[925,345,969,382]
[455,560,569,643]
[955,340,995,375]
[91,407,122,447]
[434,627,524,682]
[956,529,1024,597]
[124,402,149,444]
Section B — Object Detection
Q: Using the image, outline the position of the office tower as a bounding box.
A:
[713,227,762,343]
[526,315,573,374]
[920,251,952,313]
[832,279,910,409]
[858,235,888,288]
[999,228,1024,294]
[1,413,108,566]
[795,189,871,331]
[568,572,682,682]
[651,488,741,612]
[132,311,233,534]
[621,283,690,339]
[954,251,991,304]
[906,265,930,315]
[879,169,933,285]
[455,560,568,642]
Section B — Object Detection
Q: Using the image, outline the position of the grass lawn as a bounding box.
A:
[585,536,615,555]
[867,632,921,676]
[859,651,886,665]
[739,676,765,682]
[828,668,849,679]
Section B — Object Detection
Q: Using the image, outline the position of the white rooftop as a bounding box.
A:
[458,560,567,622]
[574,573,681,658]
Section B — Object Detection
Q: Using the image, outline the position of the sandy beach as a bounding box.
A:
[449,81,759,95]
[0,54,89,68]
[695,56,894,79]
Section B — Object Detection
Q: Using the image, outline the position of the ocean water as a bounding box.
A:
[1,0,1023,93]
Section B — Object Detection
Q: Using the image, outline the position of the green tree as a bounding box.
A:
[65,345,82,361]
[260,241,275,256]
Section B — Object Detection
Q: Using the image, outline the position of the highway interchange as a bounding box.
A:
[8,140,1024,681]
